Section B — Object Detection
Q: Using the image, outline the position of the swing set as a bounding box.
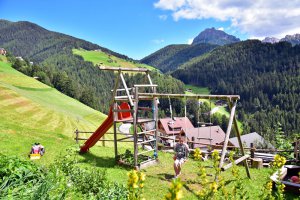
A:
[78,67,250,178]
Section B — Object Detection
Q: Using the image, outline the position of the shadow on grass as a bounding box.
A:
[78,151,116,168]
[183,184,199,198]
[157,173,175,181]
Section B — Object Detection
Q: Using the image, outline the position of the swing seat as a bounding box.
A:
[30,153,41,160]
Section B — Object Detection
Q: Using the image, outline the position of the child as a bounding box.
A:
[173,136,189,178]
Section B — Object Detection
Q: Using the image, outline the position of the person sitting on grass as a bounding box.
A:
[173,136,189,178]
[31,143,40,154]
[30,142,45,156]
[37,143,45,156]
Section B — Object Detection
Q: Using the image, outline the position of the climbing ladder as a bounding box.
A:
[102,67,159,168]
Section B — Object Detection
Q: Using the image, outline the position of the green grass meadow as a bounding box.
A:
[0,57,108,164]
[72,48,160,72]
[1,55,298,199]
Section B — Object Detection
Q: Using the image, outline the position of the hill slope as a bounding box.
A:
[0,20,182,113]
[140,43,217,73]
[72,48,159,72]
[0,19,118,112]
[0,55,108,163]
[172,40,300,137]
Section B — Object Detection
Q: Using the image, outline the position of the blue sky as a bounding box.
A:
[1,0,299,59]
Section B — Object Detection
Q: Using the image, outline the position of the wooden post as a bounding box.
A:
[120,73,134,106]
[133,86,139,167]
[191,137,195,149]
[102,133,105,147]
[229,100,251,178]
[75,129,79,144]
[250,143,255,159]
[219,100,237,169]
[153,86,158,157]
[111,70,121,162]
[113,102,118,162]
[252,158,263,169]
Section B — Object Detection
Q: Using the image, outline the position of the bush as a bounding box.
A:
[0,150,128,199]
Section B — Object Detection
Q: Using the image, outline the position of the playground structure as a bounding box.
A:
[78,67,251,177]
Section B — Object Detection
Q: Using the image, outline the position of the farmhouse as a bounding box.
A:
[158,117,194,146]
[228,132,274,149]
[158,117,194,136]
[180,125,226,149]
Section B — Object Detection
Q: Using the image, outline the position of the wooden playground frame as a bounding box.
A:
[78,66,251,177]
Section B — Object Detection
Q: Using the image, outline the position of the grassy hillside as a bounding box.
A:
[1,55,298,200]
[183,84,243,132]
[73,48,159,72]
[0,55,108,163]
[184,84,210,95]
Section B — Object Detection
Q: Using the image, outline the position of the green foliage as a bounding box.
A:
[172,40,300,137]
[260,154,287,200]
[127,170,146,200]
[274,123,293,158]
[193,148,202,161]
[196,151,251,200]
[0,154,66,199]
[0,150,128,199]
[141,43,217,73]
[1,20,184,115]
[164,178,183,200]
[118,149,150,166]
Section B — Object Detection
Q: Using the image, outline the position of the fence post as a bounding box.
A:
[191,137,195,149]
[250,143,255,159]
[75,129,79,144]
[102,134,105,147]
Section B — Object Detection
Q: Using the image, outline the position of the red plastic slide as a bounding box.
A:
[80,109,114,153]
[80,102,132,153]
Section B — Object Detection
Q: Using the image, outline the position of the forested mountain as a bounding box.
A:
[140,43,217,73]
[172,40,300,138]
[141,28,240,73]
[192,27,240,46]
[0,19,184,113]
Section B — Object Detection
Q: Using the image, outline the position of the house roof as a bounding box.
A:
[183,126,226,148]
[229,132,274,148]
[158,117,194,135]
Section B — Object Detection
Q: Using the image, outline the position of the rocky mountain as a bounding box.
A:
[192,27,240,46]
[280,34,300,46]
[262,37,280,44]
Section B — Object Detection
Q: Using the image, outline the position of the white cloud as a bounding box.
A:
[152,39,165,44]
[154,0,186,11]
[154,0,300,38]
[159,15,168,20]
[217,27,224,31]
[187,38,193,44]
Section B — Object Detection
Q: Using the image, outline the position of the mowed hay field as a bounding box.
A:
[72,48,159,72]
[0,55,110,163]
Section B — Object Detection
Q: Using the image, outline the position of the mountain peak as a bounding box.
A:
[280,34,300,46]
[192,27,240,46]
[262,37,280,44]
